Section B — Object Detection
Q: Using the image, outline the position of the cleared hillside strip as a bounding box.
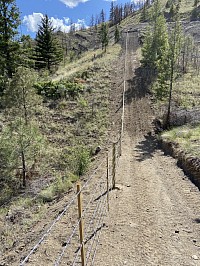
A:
[95,29,200,266]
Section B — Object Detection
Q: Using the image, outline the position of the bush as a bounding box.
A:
[67,146,91,177]
[38,173,79,203]
[34,80,84,100]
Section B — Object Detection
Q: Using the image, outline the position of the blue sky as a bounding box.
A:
[16,0,133,37]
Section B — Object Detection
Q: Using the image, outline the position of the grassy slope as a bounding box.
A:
[0,42,121,254]
[160,74,200,159]
[162,124,200,157]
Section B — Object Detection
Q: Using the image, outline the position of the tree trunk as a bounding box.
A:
[22,86,28,125]
[21,150,26,187]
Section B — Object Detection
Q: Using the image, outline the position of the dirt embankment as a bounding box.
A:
[160,139,200,189]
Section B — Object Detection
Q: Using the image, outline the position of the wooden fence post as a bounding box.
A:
[77,183,85,266]
[112,143,116,189]
[120,126,122,157]
[107,152,109,211]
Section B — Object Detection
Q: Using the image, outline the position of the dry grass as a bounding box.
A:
[162,124,200,157]
[53,45,121,81]
[173,72,200,108]
[0,42,122,255]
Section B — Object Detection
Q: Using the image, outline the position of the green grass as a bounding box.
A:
[38,173,78,203]
[162,124,200,157]
[0,45,121,206]
[53,44,121,81]
[173,73,200,109]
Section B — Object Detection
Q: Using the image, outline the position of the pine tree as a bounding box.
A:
[166,12,183,126]
[109,1,115,26]
[100,23,109,52]
[1,67,44,187]
[34,14,62,71]
[100,9,105,24]
[90,14,94,28]
[0,0,20,80]
[114,25,120,43]
[141,0,168,71]
[19,35,34,68]
[141,0,170,99]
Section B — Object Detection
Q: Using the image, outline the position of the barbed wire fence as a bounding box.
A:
[20,32,129,266]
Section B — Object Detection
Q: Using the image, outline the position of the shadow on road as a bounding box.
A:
[125,67,156,106]
[194,218,200,224]
[134,134,159,162]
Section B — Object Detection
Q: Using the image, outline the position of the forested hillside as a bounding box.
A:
[0,0,200,264]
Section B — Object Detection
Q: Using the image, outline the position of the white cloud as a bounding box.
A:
[23,13,88,33]
[59,0,89,8]
[50,17,71,32]
[23,13,43,32]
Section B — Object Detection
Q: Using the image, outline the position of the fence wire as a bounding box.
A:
[20,29,128,266]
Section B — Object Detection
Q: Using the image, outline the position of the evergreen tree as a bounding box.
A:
[166,13,183,126]
[0,0,20,80]
[34,14,62,71]
[100,23,109,52]
[19,35,34,68]
[100,9,105,23]
[114,25,120,43]
[141,0,170,99]
[1,67,44,187]
[90,14,94,28]
[141,0,168,71]
[109,1,115,26]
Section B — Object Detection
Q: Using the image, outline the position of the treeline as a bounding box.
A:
[90,1,153,28]
[141,0,200,127]
[0,1,63,90]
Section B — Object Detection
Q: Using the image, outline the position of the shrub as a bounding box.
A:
[38,174,79,203]
[34,80,84,100]
[68,146,91,177]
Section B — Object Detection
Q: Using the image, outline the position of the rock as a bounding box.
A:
[95,146,101,155]
[192,255,198,260]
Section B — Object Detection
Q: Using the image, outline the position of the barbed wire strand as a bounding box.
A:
[85,182,107,239]
[20,160,106,265]
[72,181,108,266]
[91,218,104,266]
[85,191,107,263]
[54,175,107,265]
[87,196,107,265]
[91,197,108,265]
[72,187,107,266]
[54,216,82,266]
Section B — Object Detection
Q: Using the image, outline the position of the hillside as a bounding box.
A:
[0,0,200,265]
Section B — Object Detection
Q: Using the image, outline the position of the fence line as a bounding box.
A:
[20,31,129,266]
[20,159,106,266]
[54,174,107,265]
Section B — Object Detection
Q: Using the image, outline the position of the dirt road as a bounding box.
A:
[95,31,200,265]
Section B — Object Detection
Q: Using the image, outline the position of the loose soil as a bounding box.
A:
[94,31,200,265]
